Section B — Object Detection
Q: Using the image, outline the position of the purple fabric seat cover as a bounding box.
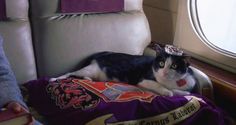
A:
[0,0,6,20]
[60,0,124,13]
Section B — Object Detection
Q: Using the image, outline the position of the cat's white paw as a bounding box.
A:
[84,77,93,81]
[172,89,190,96]
[49,78,57,82]
[160,90,174,96]
[181,91,190,95]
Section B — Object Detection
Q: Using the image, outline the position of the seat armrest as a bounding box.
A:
[143,48,214,99]
[190,66,213,100]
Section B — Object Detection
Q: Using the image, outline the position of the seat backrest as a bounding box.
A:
[30,0,151,77]
[0,0,37,84]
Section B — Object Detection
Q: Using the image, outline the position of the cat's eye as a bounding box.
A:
[159,61,165,67]
[171,64,178,69]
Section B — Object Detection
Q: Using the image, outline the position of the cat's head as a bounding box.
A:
[153,45,190,81]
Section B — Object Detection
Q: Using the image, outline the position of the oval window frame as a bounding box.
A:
[188,0,236,58]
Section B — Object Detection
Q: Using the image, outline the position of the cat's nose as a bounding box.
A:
[162,71,168,76]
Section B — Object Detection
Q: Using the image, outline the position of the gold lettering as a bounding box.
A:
[170,112,178,120]
[86,96,201,125]
[138,117,169,125]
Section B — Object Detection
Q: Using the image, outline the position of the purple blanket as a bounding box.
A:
[0,0,6,20]
[60,0,124,13]
[24,78,231,125]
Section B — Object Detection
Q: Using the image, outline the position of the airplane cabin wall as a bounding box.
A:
[143,0,178,45]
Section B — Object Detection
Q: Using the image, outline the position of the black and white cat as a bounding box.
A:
[50,45,196,96]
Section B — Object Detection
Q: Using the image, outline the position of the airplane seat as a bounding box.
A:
[0,0,216,121]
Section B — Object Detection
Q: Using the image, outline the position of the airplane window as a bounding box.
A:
[191,0,236,57]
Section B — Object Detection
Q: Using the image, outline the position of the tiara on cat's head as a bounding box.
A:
[165,45,183,56]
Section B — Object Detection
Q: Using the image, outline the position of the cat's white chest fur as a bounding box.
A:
[138,73,195,96]
[156,73,195,91]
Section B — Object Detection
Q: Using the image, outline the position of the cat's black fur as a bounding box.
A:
[82,51,156,84]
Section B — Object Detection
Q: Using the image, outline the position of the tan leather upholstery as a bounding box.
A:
[0,0,37,84]
[30,0,151,77]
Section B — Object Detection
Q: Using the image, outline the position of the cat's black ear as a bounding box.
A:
[183,53,191,66]
[155,44,164,56]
